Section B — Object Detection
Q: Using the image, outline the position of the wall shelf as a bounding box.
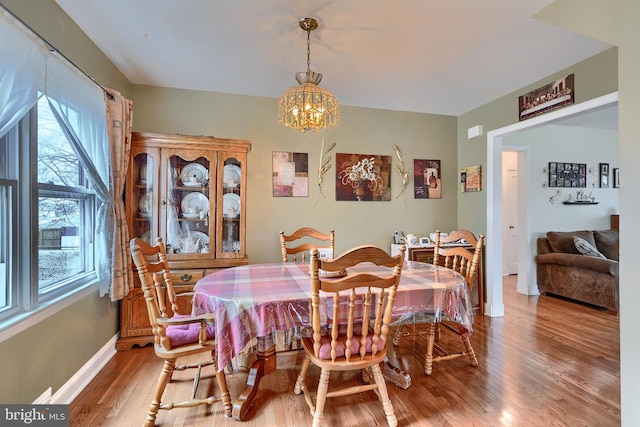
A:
[563,201,599,205]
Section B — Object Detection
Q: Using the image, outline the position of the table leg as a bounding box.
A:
[231,335,277,421]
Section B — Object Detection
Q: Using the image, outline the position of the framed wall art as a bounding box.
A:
[518,74,575,121]
[413,159,442,199]
[460,165,482,192]
[272,151,309,197]
[614,168,620,188]
[547,162,586,188]
[599,162,609,188]
[336,153,391,201]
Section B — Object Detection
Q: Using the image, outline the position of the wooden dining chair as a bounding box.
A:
[278,227,335,350]
[279,227,335,262]
[294,245,405,427]
[393,229,484,375]
[130,237,231,426]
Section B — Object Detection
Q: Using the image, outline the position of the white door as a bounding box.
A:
[502,167,519,275]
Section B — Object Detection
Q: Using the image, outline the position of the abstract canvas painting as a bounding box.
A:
[272,151,309,197]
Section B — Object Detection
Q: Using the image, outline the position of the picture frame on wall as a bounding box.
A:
[599,162,609,188]
[460,164,482,192]
[335,153,392,201]
[413,159,442,199]
[518,74,575,121]
[547,162,586,188]
[613,168,620,188]
[272,151,309,197]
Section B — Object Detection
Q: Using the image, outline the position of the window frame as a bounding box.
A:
[0,99,101,334]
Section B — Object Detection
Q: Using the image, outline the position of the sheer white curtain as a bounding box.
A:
[2,5,133,299]
[0,7,46,138]
[46,53,113,291]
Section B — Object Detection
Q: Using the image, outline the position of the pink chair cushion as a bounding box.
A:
[317,334,385,360]
[165,314,215,348]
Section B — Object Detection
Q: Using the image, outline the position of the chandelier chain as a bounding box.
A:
[306,27,311,74]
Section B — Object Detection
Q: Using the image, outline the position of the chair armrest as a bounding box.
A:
[535,253,618,275]
[157,313,215,327]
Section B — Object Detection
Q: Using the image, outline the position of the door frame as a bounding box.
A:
[501,150,524,277]
[484,91,619,318]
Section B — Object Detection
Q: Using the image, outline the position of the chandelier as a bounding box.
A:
[278,18,339,133]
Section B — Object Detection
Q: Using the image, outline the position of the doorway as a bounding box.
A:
[484,91,619,318]
[502,151,518,276]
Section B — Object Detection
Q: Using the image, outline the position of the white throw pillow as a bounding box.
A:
[573,236,606,258]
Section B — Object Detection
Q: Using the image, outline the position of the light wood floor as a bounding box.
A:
[70,276,620,426]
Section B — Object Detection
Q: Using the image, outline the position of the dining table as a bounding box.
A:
[192,260,473,421]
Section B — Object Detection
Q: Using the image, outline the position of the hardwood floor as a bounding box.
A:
[70,276,620,426]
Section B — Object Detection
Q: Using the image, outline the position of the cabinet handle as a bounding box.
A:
[180,273,192,282]
[161,197,167,208]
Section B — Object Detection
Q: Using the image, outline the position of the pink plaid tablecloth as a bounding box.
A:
[192,261,472,371]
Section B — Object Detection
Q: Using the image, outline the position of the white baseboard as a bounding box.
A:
[51,333,119,404]
[33,387,52,404]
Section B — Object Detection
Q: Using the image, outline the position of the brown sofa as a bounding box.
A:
[535,229,619,314]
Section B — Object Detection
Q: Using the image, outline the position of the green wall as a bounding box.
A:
[0,0,130,404]
[131,85,459,263]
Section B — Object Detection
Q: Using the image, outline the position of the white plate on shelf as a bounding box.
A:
[223,164,241,188]
[180,163,208,185]
[139,192,152,214]
[181,192,209,215]
[139,163,147,182]
[139,212,151,218]
[183,181,204,187]
[182,212,201,219]
[223,193,241,217]
[190,231,209,245]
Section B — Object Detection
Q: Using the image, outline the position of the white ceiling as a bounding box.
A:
[53,0,612,117]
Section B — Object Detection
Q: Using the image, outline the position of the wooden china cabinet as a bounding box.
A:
[117,132,251,351]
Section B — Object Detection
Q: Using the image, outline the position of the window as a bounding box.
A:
[0,97,98,322]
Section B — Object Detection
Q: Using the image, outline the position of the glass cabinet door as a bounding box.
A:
[131,151,156,244]
[163,154,212,256]
[218,154,244,258]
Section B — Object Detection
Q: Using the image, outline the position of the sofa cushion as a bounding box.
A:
[594,229,619,261]
[547,230,596,254]
[574,236,606,258]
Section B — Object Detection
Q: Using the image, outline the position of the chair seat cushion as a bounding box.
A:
[166,315,215,348]
[316,334,385,360]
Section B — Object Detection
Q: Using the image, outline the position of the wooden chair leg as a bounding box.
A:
[370,363,398,427]
[215,369,232,417]
[145,359,175,427]
[423,322,436,376]
[312,369,330,427]
[294,357,311,395]
[463,336,479,367]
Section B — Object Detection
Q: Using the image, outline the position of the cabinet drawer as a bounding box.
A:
[170,270,204,285]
